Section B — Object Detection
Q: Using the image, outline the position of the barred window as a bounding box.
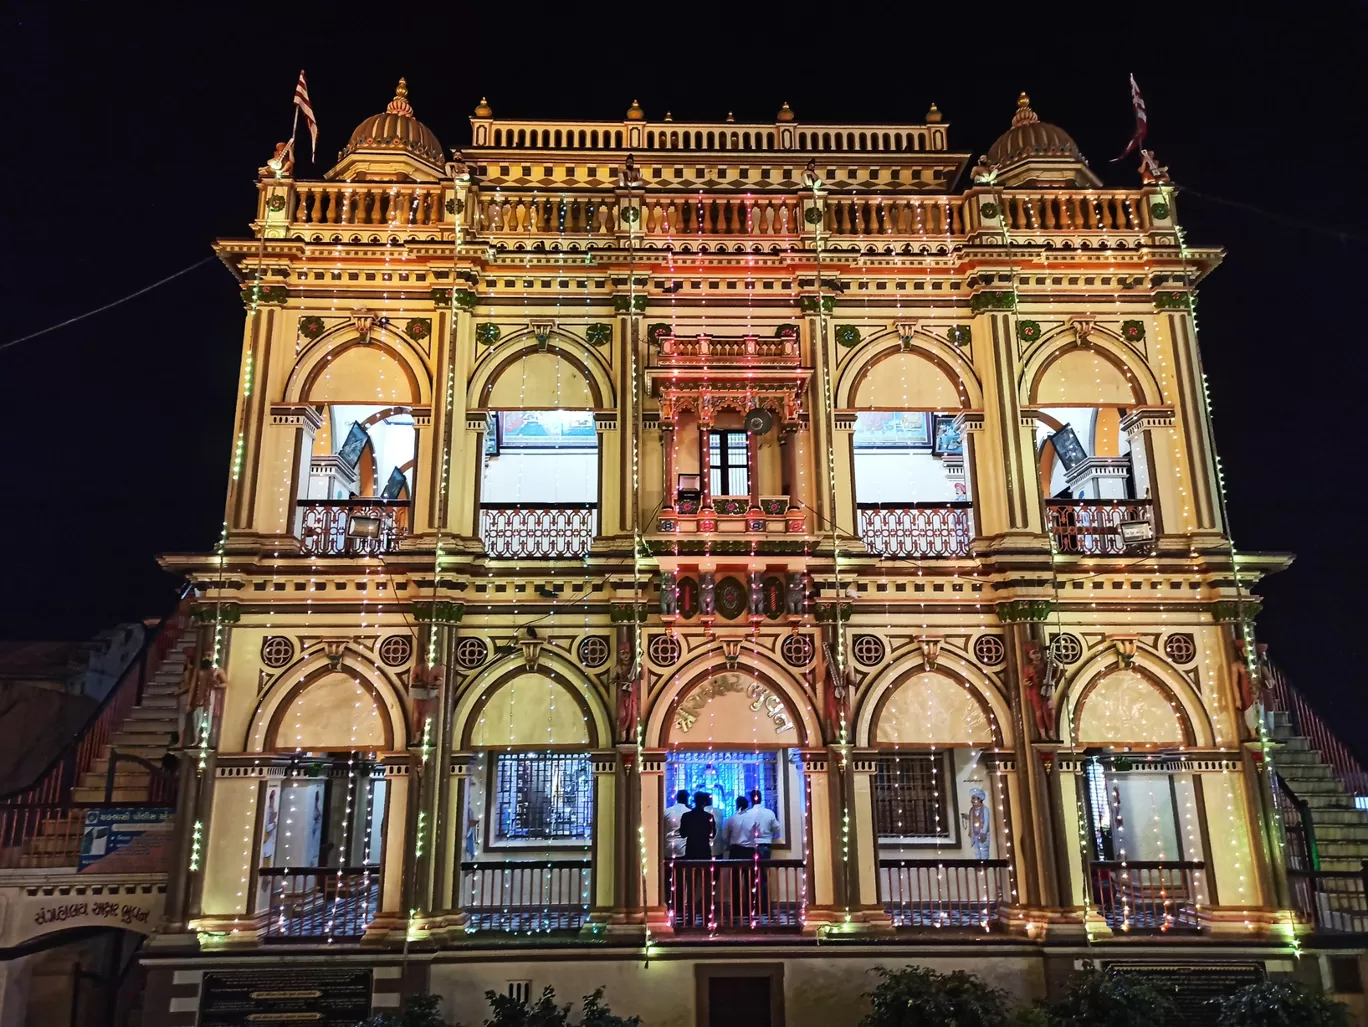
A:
[492,752,594,842]
[872,754,951,841]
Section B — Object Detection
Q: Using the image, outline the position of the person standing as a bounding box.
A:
[748,790,779,858]
[722,796,755,858]
[663,790,691,860]
[677,793,717,928]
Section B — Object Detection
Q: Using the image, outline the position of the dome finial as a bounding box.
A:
[474,96,492,117]
[925,102,942,124]
[777,102,795,122]
[1012,91,1038,127]
[726,111,736,123]
[387,77,414,118]
[626,99,645,121]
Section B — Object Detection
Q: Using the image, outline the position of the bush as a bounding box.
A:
[1043,969,1177,1027]
[356,993,449,1027]
[859,966,1012,1027]
[483,987,638,1027]
[1210,980,1350,1027]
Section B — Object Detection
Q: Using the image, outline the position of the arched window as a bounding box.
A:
[743,132,752,149]
[614,130,623,147]
[647,131,655,148]
[591,130,599,147]
[822,132,831,149]
[917,132,926,150]
[494,128,503,146]
[517,129,526,146]
[858,132,868,150]
[882,132,891,150]
[798,132,808,149]
[846,132,855,150]
[894,132,903,151]
[554,130,562,147]
[578,130,586,148]
[671,131,679,148]
[707,131,716,149]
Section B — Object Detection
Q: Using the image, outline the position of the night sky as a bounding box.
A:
[3,9,1365,743]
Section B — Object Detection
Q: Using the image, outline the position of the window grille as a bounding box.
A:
[872,754,950,840]
[493,752,594,841]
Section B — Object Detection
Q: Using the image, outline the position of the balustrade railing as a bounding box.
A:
[283,184,445,229]
[459,860,591,932]
[667,858,805,931]
[257,866,380,939]
[820,196,967,236]
[878,859,1011,929]
[297,499,409,556]
[480,503,597,559]
[657,334,798,364]
[857,502,973,558]
[1000,192,1148,234]
[1046,499,1152,556]
[476,196,618,235]
[1090,860,1204,932]
[1265,660,1368,796]
[1289,868,1368,934]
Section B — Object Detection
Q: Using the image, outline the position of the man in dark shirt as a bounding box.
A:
[675,792,716,927]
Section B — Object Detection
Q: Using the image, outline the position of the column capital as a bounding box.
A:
[1119,405,1177,436]
[268,404,323,430]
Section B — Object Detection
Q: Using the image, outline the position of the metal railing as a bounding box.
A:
[297,499,409,556]
[257,866,380,940]
[878,859,1011,929]
[1090,860,1204,932]
[0,593,190,868]
[1046,499,1152,556]
[1289,867,1368,934]
[857,502,973,558]
[479,503,597,559]
[666,858,805,931]
[1266,660,1368,796]
[458,860,591,932]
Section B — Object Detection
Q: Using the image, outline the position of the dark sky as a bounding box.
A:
[3,7,1365,740]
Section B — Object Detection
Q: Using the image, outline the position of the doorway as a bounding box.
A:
[696,966,783,1027]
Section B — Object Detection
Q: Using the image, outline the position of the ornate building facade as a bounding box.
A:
[64,83,1366,1024]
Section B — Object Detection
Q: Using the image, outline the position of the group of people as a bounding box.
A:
[664,789,778,861]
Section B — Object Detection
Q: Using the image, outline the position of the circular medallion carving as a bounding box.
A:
[577,635,611,669]
[1049,633,1084,665]
[781,634,815,668]
[716,577,747,620]
[852,634,886,667]
[648,634,682,667]
[1164,633,1197,665]
[973,635,1006,666]
[455,637,489,669]
[378,635,414,667]
[260,636,294,669]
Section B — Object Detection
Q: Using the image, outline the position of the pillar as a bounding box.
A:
[1120,407,1183,541]
[699,423,712,508]
[640,751,665,919]
[455,410,487,540]
[802,749,836,921]
[428,307,476,538]
[596,416,621,538]
[850,753,889,921]
[253,404,321,539]
[660,423,677,513]
[830,412,857,539]
[779,424,798,502]
[591,751,618,919]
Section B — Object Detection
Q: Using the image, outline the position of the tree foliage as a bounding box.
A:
[858,966,1012,1027]
[356,993,449,1027]
[1210,980,1349,1027]
[1042,969,1177,1027]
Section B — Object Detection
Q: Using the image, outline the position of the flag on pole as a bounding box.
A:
[1111,73,1148,163]
[292,70,318,161]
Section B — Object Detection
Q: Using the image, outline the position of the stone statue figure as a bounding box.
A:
[660,570,678,616]
[612,631,640,744]
[1021,641,1058,740]
[699,572,716,617]
[748,571,764,619]
[967,788,991,859]
[786,572,807,618]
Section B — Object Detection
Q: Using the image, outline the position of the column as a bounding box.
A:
[660,422,677,513]
[590,751,618,920]
[830,412,857,540]
[801,749,837,924]
[779,424,797,502]
[1120,407,1182,541]
[429,307,477,539]
[456,410,487,542]
[442,754,472,919]
[640,750,666,923]
[252,405,321,540]
[406,406,435,536]
[699,423,712,509]
[850,753,890,923]
[595,414,621,538]
[225,306,275,544]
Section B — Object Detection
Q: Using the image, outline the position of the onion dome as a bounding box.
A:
[664,111,674,122]
[985,93,1080,167]
[978,92,1099,188]
[725,111,736,123]
[339,78,444,166]
[776,102,795,122]
[925,102,942,124]
[474,96,493,117]
[626,99,645,121]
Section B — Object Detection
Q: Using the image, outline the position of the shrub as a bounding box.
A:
[859,966,1012,1027]
[1210,980,1349,1027]
[1043,969,1177,1027]
[356,993,449,1027]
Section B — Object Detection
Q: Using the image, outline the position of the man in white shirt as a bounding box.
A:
[748,790,779,859]
[663,790,690,860]
[721,796,755,858]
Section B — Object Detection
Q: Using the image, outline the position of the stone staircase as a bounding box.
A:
[1270,710,1368,871]
[14,641,192,868]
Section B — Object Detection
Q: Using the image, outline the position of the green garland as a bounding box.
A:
[834,325,862,348]
[475,323,501,345]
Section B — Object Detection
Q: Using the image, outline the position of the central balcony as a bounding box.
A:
[857,502,973,558]
[459,859,592,932]
[1089,860,1204,933]
[479,502,597,559]
[658,333,799,367]
[297,500,409,556]
[1046,499,1153,555]
[257,866,380,940]
[667,858,806,932]
[879,859,1012,930]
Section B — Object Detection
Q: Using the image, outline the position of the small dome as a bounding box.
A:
[626,99,645,121]
[984,92,1080,168]
[725,111,736,123]
[925,102,942,124]
[474,96,492,118]
[776,102,795,122]
[341,79,444,166]
[664,111,674,122]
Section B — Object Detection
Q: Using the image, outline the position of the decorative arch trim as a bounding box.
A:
[452,650,609,749]
[835,330,983,409]
[285,328,433,405]
[854,649,1012,748]
[1019,326,1163,407]
[1061,647,1212,748]
[247,650,407,753]
[644,647,819,748]
[469,333,614,410]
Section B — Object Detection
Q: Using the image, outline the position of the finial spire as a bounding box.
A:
[626,99,645,121]
[777,102,795,122]
[474,96,492,117]
[1012,91,1038,127]
[387,77,414,118]
[925,102,942,124]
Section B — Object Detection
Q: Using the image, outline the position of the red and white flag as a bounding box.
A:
[292,70,318,161]
[1112,73,1148,163]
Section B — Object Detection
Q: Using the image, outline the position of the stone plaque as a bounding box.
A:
[200,967,373,1026]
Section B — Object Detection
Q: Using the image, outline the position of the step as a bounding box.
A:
[1280,778,1349,795]
[1304,808,1368,825]
[1315,840,1368,859]
[1278,764,1339,781]
[1308,823,1368,841]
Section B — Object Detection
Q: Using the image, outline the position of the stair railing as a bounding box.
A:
[1265,659,1368,798]
[0,589,193,865]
